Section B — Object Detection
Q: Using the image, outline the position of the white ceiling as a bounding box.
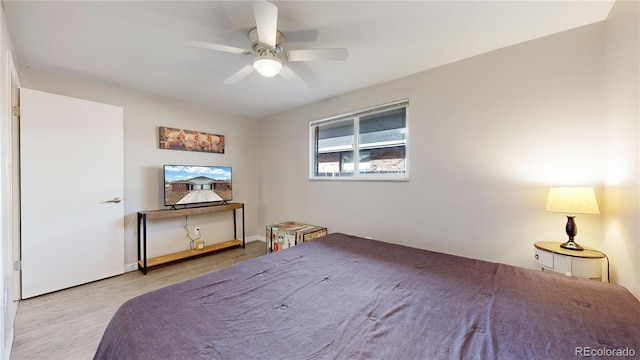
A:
[3,1,614,119]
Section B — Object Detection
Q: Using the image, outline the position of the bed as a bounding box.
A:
[94,233,640,359]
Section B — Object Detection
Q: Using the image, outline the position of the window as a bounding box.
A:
[310,100,408,180]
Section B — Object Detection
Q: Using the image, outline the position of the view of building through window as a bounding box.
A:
[311,101,408,179]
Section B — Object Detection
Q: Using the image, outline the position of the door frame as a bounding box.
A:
[1,49,21,359]
[9,50,21,302]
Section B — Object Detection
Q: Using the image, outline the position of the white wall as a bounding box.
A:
[603,0,640,297]
[258,23,612,283]
[18,68,260,267]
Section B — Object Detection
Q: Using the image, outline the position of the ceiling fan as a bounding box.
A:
[187,1,348,88]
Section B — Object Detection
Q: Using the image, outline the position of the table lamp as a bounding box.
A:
[545,187,600,251]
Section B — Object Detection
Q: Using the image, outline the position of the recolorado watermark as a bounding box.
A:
[575,346,636,357]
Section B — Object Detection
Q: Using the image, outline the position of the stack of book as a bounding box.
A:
[266,221,328,253]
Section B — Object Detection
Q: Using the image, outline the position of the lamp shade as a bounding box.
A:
[253,57,282,77]
[545,187,600,214]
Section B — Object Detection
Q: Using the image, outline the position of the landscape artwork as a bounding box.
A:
[159,126,225,154]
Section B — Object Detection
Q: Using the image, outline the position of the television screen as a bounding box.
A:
[164,165,232,207]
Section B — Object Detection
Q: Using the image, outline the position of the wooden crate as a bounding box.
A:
[266,221,327,253]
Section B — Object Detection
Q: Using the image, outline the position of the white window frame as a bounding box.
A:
[309,99,409,181]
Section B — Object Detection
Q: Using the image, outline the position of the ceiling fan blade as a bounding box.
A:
[279,66,308,89]
[186,39,251,55]
[253,1,278,47]
[287,48,348,62]
[281,29,319,43]
[223,64,255,85]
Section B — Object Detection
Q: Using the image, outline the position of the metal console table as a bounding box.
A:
[137,202,245,275]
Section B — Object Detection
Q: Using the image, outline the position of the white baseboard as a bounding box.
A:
[124,263,138,273]
[247,235,266,242]
[124,234,266,273]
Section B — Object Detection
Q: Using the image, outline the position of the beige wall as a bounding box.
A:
[18,68,260,266]
[603,0,640,297]
[258,23,620,287]
[258,5,640,299]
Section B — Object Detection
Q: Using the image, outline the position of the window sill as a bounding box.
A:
[309,175,409,182]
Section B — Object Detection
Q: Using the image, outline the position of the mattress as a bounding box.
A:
[94,233,640,359]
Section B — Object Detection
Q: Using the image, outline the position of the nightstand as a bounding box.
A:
[534,241,605,281]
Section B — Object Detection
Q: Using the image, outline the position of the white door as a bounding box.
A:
[20,88,124,298]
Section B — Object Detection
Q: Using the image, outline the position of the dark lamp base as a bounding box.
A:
[560,240,584,251]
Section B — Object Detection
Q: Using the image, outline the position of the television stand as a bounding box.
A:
[137,202,245,275]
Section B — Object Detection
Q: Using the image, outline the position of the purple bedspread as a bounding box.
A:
[95,233,640,359]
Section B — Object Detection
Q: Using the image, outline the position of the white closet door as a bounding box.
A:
[20,88,124,298]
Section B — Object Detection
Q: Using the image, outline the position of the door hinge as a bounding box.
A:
[13,260,21,271]
[12,106,19,117]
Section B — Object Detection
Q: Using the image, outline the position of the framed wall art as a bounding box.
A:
[159,126,225,154]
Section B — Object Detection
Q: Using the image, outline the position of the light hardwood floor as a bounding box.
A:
[10,241,266,360]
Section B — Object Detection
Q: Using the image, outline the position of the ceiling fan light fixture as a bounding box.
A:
[253,57,282,77]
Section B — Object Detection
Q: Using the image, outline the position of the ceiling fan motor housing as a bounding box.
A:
[249,28,284,58]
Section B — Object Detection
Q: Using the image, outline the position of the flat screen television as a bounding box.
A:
[164,165,232,208]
